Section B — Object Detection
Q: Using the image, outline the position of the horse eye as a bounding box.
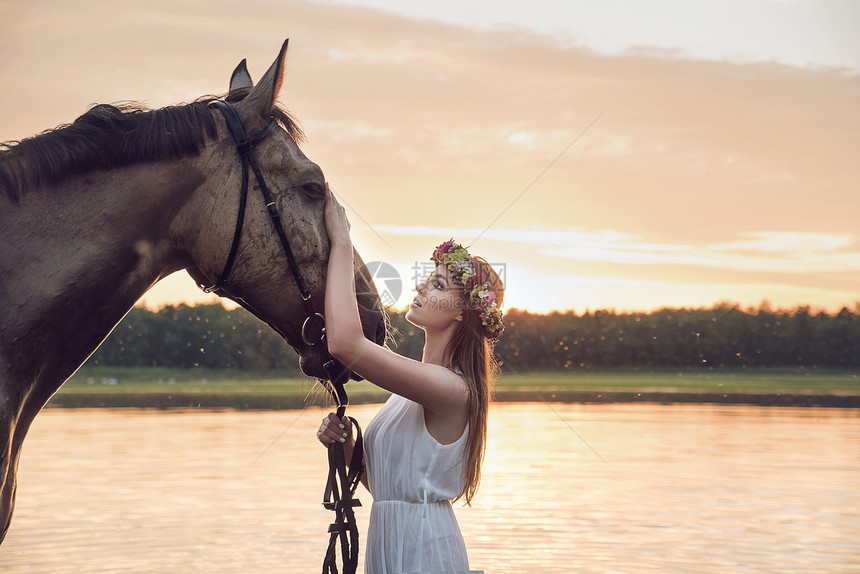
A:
[302,182,325,199]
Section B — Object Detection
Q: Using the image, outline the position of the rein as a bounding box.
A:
[203,99,363,573]
[321,383,365,574]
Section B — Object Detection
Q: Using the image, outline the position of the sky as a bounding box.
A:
[1,0,858,314]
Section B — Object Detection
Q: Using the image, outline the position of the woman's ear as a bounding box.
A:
[455,311,464,322]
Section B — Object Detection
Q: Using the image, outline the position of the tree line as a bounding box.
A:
[88,302,860,372]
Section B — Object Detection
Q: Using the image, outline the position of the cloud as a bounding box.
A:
[710,231,854,253]
[374,225,860,274]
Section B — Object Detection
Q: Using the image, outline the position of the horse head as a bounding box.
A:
[182,40,386,379]
[0,39,388,545]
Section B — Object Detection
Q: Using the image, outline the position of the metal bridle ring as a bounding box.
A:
[301,312,326,346]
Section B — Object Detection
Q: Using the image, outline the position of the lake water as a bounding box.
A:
[1,403,858,573]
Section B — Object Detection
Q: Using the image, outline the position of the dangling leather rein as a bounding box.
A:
[202,99,363,574]
[321,384,365,574]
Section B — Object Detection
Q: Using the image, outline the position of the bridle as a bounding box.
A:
[202,99,363,574]
[202,100,325,345]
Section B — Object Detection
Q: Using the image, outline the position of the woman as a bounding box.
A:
[316,184,504,574]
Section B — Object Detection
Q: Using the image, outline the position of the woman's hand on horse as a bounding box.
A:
[317,412,353,446]
[324,183,352,247]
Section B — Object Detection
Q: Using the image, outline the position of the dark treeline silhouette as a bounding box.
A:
[88,302,860,372]
[89,303,304,373]
[495,303,860,370]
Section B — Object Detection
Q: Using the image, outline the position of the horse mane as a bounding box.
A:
[0,91,305,203]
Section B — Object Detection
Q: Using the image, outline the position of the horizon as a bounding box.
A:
[134,293,859,318]
[2,0,858,314]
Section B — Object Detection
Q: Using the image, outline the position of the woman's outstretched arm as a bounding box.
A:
[322,186,468,416]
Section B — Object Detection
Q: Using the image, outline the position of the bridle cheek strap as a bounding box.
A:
[204,100,313,318]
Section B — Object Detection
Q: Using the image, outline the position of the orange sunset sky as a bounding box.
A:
[2,0,858,314]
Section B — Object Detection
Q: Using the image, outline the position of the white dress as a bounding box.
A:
[362,393,482,574]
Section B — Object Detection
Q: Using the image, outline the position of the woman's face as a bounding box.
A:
[405,264,465,332]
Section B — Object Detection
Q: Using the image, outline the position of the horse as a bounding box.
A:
[0,40,386,543]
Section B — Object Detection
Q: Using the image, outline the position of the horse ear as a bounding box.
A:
[229,59,254,91]
[236,39,289,120]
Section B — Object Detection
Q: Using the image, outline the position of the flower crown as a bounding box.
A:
[431,240,505,340]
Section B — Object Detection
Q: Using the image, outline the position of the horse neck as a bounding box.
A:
[0,160,205,397]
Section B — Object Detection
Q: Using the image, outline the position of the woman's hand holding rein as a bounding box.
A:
[317,412,353,446]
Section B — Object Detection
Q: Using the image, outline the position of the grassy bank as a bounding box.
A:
[52,366,390,408]
[46,365,860,409]
[494,367,860,393]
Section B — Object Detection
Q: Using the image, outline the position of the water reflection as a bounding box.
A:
[1,404,858,573]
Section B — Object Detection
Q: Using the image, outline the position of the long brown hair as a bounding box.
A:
[444,256,504,506]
